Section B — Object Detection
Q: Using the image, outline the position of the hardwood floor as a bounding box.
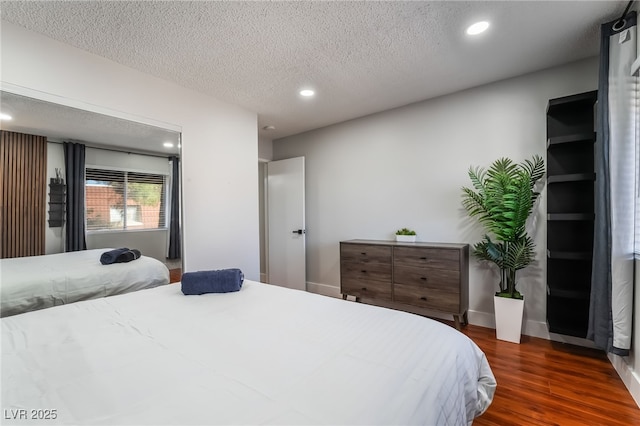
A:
[460,325,640,425]
[168,268,181,284]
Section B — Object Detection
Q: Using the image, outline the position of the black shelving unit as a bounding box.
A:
[48,179,65,227]
[546,90,597,338]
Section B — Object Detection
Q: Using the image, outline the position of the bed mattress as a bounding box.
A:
[0,249,169,317]
[1,280,495,425]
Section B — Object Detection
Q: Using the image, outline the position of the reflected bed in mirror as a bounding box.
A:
[0,90,183,315]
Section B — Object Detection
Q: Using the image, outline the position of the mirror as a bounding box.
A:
[0,91,182,275]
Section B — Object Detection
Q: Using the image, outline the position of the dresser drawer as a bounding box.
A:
[340,240,468,327]
[341,243,392,265]
[341,261,391,282]
[393,246,459,269]
[394,283,460,312]
[341,276,392,301]
[394,265,459,291]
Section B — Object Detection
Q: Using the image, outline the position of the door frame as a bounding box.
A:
[261,156,306,289]
[258,158,270,283]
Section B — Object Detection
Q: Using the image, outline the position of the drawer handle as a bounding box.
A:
[361,252,367,255]
[420,277,427,281]
[420,297,427,301]
[420,257,428,260]
[361,287,367,291]
[361,270,367,273]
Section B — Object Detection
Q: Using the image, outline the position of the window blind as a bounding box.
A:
[85,168,166,231]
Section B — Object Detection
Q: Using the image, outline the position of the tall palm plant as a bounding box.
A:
[462,155,545,299]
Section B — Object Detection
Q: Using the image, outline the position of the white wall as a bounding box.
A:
[619,260,640,406]
[258,137,273,161]
[86,230,168,262]
[273,57,599,336]
[85,148,171,174]
[1,21,260,279]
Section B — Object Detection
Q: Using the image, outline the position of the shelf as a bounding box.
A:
[547,132,595,148]
[546,294,589,338]
[547,91,598,115]
[547,320,588,338]
[546,90,596,339]
[546,285,590,300]
[547,213,594,221]
[547,173,596,184]
[547,250,591,260]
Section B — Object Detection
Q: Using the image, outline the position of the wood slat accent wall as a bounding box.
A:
[0,131,47,258]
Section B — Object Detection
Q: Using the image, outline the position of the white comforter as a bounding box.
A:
[0,249,169,317]
[1,281,495,425]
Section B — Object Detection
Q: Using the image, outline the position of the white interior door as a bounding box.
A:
[267,157,306,290]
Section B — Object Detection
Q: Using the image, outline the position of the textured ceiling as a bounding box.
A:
[0,1,625,141]
[0,91,181,155]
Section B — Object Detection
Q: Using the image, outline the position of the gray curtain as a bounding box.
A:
[63,142,87,252]
[588,11,637,355]
[167,156,181,260]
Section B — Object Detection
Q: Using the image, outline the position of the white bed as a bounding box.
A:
[0,249,169,317]
[1,280,495,425]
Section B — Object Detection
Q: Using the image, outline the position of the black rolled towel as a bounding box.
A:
[116,249,142,263]
[100,248,130,265]
[181,269,244,295]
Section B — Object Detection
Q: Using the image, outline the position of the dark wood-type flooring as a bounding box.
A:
[169,268,181,284]
[461,325,640,425]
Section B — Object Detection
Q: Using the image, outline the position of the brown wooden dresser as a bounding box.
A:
[340,239,469,329]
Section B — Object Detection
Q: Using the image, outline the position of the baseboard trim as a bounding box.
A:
[306,282,342,299]
[460,310,554,340]
[609,354,640,408]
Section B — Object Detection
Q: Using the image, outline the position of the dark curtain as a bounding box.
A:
[63,142,87,252]
[588,11,637,355]
[167,156,181,259]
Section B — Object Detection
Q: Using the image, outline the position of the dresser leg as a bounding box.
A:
[342,294,347,300]
[453,313,468,330]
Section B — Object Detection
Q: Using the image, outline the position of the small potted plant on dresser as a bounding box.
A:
[461,155,544,344]
[395,228,416,242]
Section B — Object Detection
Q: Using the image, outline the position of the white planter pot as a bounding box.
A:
[494,295,524,344]
[395,235,416,242]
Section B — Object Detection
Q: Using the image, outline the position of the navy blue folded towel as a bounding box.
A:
[100,248,142,265]
[181,269,244,295]
[100,248,130,265]
[116,249,141,263]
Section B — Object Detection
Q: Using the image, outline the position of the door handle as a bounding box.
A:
[292,229,305,235]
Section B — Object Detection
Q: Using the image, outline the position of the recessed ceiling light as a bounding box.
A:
[466,21,490,36]
[163,142,174,148]
[0,113,13,121]
[299,89,315,97]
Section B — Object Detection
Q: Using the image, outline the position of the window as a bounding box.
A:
[85,168,167,231]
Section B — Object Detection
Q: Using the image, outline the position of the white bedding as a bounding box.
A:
[1,280,495,425]
[0,249,169,317]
